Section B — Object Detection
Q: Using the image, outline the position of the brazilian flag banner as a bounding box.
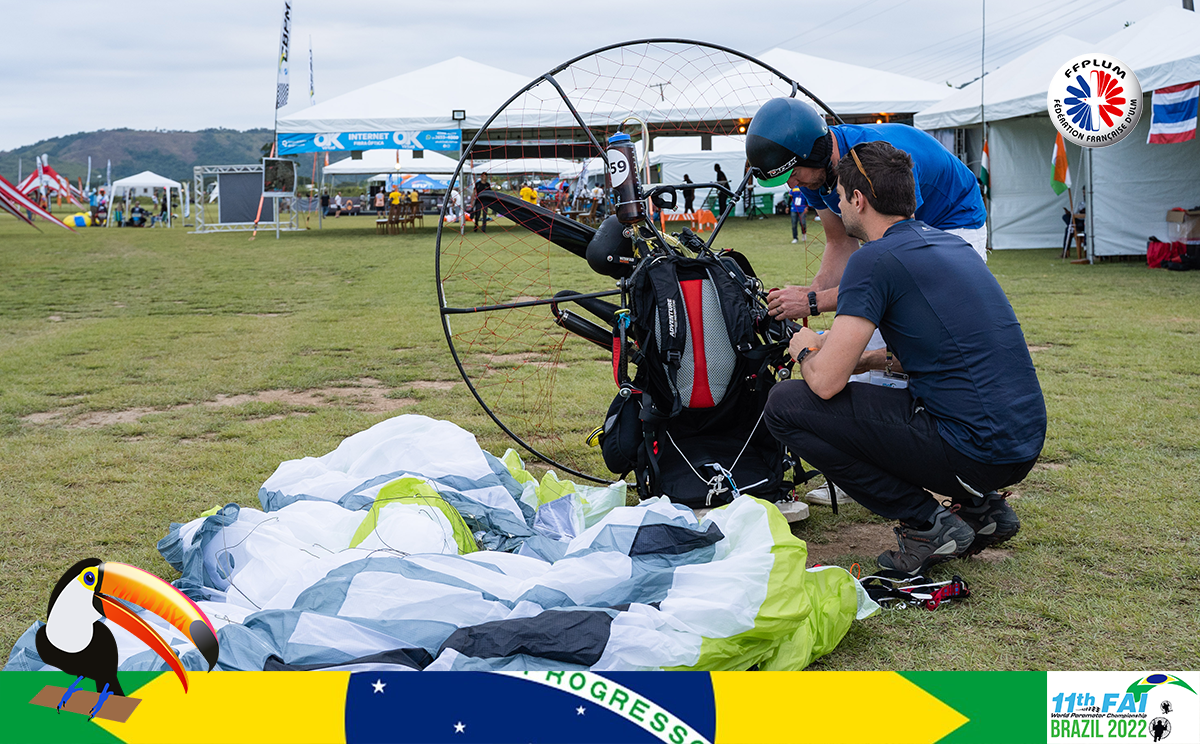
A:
[3,670,1195,743]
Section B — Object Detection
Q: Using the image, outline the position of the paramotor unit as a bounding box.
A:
[435,40,842,502]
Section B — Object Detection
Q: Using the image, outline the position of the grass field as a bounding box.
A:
[1,212,1197,670]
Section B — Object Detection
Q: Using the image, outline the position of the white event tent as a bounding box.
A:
[108,170,185,228]
[648,135,767,215]
[649,50,953,215]
[659,48,952,126]
[915,8,1200,258]
[915,35,1095,252]
[278,57,531,140]
[756,48,954,116]
[323,149,461,176]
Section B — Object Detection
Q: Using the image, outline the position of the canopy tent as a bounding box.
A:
[649,135,752,215]
[1085,8,1200,256]
[645,135,791,215]
[109,170,185,228]
[17,163,84,206]
[401,174,450,190]
[281,48,953,167]
[914,9,1200,257]
[323,149,461,176]
[555,157,605,180]
[913,36,1094,130]
[473,158,574,177]
[648,48,950,132]
[701,48,953,117]
[914,36,1095,252]
[277,56,531,141]
[0,174,75,231]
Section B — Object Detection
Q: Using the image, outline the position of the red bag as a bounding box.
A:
[1148,241,1185,268]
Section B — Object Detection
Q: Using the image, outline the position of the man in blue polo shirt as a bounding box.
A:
[745,97,987,323]
[763,140,1045,575]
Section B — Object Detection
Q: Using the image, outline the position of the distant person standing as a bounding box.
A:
[388,185,402,219]
[374,189,384,216]
[520,183,538,204]
[790,184,807,243]
[320,191,330,217]
[714,163,730,216]
[681,174,695,213]
[472,172,491,233]
[333,192,344,217]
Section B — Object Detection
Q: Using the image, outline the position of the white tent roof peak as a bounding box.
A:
[110,170,182,189]
[1095,6,1200,92]
[278,57,532,134]
[756,48,953,114]
[913,35,1093,130]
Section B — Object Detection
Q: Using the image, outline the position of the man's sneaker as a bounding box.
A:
[952,491,1020,555]
[791,238,799,244]
[804,482,850,506]
[877,505,975,576]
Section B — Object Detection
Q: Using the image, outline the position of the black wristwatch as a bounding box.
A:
[807,291,821,317]
[794,345,819,364]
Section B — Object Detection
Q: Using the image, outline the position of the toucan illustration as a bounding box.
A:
[35,558,219,718]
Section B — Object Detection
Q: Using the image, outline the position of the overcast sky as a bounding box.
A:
[0,0,1181,151]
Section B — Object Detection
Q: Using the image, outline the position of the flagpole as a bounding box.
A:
[253,0,291,241]
[981,0,991,253]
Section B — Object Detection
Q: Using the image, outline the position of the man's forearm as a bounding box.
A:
[812,286,838,314]
[809,236,859,292]
[853,348,905,374]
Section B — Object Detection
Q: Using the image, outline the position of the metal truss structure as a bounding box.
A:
[192,164,299,233]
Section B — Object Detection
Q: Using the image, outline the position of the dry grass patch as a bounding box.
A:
[19,378,416,428]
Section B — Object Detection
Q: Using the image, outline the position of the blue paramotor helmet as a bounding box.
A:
[745,97,832,187]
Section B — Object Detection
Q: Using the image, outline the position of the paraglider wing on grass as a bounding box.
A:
[5,415,875,674]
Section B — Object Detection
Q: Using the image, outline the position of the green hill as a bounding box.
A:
[0,128,274,186]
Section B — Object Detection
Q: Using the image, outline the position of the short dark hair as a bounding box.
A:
[835,140,915,218]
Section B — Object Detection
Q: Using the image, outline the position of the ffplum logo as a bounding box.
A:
[1047,53,1142,147]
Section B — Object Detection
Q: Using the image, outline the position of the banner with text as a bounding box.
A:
[277,130,461,154]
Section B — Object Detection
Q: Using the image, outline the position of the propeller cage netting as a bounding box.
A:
[435,40,833,482]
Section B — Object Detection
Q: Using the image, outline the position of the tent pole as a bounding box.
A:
[980,0,991,253]
[1086,148,1095,264]
[459,119,465,236]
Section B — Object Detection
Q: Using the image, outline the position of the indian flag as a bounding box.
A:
[1051,132,1071,196]
[980,140,989,198]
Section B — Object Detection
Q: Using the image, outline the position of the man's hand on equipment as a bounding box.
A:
[768,286,811,320]
[768,286,836,320]
[788,326,823,361]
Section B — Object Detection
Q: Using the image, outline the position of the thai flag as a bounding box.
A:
[1147,81,1199,144]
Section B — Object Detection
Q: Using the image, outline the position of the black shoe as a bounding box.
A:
[878,505,976,575]
[952,491,1020,555]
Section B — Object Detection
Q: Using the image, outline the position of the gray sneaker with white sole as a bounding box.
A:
[952,491,1020,555]
[877,505,976,576]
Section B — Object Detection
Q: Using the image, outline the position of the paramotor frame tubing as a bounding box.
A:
[442,288,622,315]
[436,39,845,480]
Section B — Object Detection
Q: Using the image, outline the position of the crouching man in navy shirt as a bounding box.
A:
[764,140,1046,576]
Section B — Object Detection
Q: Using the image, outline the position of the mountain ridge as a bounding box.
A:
[1,128,276,186]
